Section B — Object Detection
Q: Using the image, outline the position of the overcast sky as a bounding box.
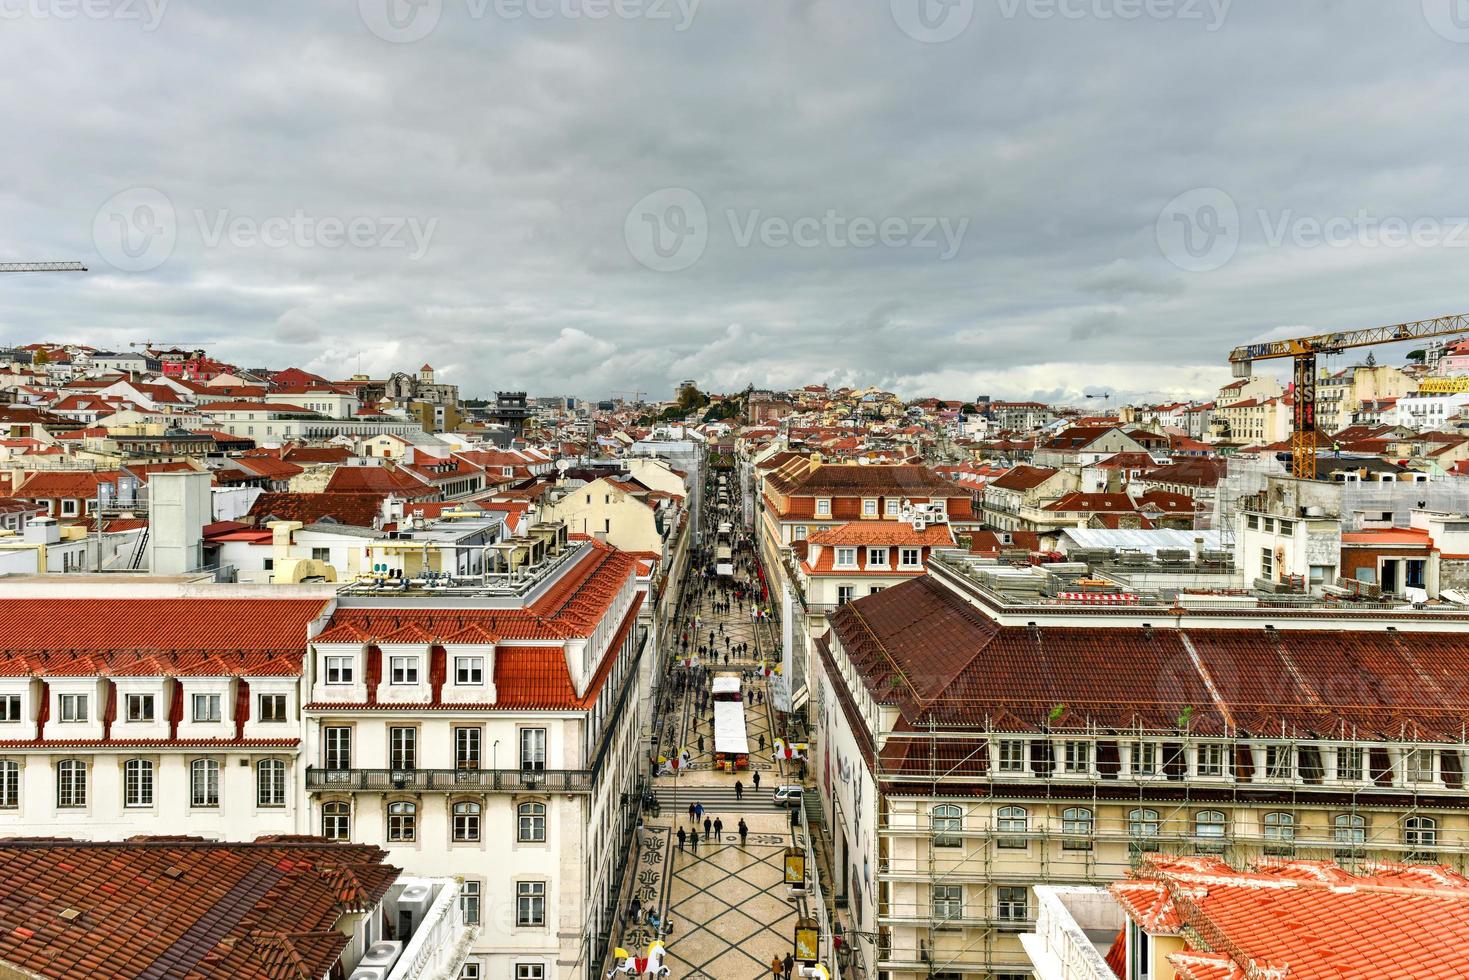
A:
[1,0,1466,402]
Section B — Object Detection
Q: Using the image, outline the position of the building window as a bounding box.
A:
[258,694,287,723]
[0,694,18,722]
[257,759,287,807]
[862,499,877,517]
[56,760,86,807]
[1197,743,1226,777]
[125,694,153,722]
[931,884,962,922]
[455,727,481,769]
[1061,740,1090,773]
[59,694,88,723]
[324,727,351,770]
[835,547,857,568]
[190,759,220,807]
[124,759,153,808]
[1062,807,1094,850]
[997,740,1026,773]
[453,801,482,842]
[996,886,1028,928]
[931,804,962,847]
[460,880,481,925]
[1260,547,1274,579]
[1405,816,1438,860]
[996,806,1028,849]
[1194,810,1226,851]
[1406,749,1435,783]
[516,881,546,926]
[899,547,921,567]
[387,800,417,842]
[454,656,484,685]
[390,727,417,770]
[390,656,420,685]
[1132,741,1158,775]
[1264,745,1293,780]
[794,526,807,541]
[0,759,17,809]
[1263,811,1295,854]
[311,547,330,562]
[837,585,855,606]
[520,728,547,771]
[325,656,355,684]
[519,801,547,842]
[868,547,889,566]
[322,801,351,841]
[514,966,543,980]
[1336,746,1364,782]
[1128,808,1160,849]
[192,693,221,723]
[815,499,831,517]
[885,499,900,516]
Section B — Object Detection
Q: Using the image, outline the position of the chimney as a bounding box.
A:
[146,471,212,575]
[24,516,60,546]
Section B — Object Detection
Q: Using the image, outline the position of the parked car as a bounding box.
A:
[773,785,804,808]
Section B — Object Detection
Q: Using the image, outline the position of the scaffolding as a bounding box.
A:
[861,719,1469,978]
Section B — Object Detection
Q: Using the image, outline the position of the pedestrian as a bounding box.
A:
[695,802,704,820]
[734,779,744,800]
[790,807,799,829]
[783,953,795,977]
[759,733,766,751]
[698,734,705,753]
[688,803,696,823]
[738,818,748,846]
[703,815,712,837]
[771,955,784,978]
[752,771,761,790]
[714,817,723,840]
[677,827,686,851]
[691,830,699,853]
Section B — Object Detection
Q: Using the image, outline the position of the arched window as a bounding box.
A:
[190,759,220,808]
[322,801,351,841]
[454,801,482,842]
[123,759,154,808]
[1194,809,1226,852]
[1263,811,1294,854]
[257,759,286,808]
[1129,808,1160,839]
[388,800,417,842]
[56,759,87,808]
[996,806,1028,849]
[1062,807,1094,851]
[1334,813,1365,844]
[931,804,962,848]
[518,801,547,843]
[1405,816,1438,860]
[0,759,19,809]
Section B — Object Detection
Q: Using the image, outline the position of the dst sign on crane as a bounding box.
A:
[1228,313,1469,479]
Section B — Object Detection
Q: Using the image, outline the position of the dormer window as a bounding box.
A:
[862,498,877,517]
[868,547,889,566]
[126,694,154,722]
[835,547,858,568]
[815,498,831,517]
[455,656,485,685]
[325,656,355,684]
[899,547,922,568]
[390,656,420,685]
[59,694,88,723]
[191,694,221,723]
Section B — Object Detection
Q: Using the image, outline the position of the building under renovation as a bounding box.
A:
[813,549,1469,979]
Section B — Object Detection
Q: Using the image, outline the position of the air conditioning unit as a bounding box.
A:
[354,939,403,979]
[349,968,387,980]
[397,884,434,926]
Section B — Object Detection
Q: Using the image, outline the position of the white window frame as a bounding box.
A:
[899,547,921,568]
[258,693,287,724]
[454,656,484,685]
[516,881,546,927]
[125,693,153,723]
[56,759,86,807]
[124,758,153,808]
[190,758,221,808]
[815,498,831,517]
[59,693,88,724]
[325,655,355,685]
[257,759,287,807]
[191,693,221,723]
[835,547,858,568]
[996,739,1026,773]
[389,656,420,685]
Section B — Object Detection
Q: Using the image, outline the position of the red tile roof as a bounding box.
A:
[248,492,387,528]
[323,466,436,498]
[987,465,1059,491]
[808,521,956,547]
[0,838,398,980]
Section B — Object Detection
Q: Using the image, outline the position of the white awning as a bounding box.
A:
[713,700,749,754]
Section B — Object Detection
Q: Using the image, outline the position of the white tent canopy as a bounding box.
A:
[713,701,749,755]
[712,675,741,697]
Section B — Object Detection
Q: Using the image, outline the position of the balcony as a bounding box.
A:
[306,766,594,794]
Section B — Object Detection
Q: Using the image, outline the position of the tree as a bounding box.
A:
[677,384,710,412]
[31,348,49,366]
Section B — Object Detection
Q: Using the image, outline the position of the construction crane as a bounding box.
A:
[0,261,87,273]
[1228,312,1469,479]
[612,389,648,404]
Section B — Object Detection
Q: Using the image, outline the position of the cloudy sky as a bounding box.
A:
[2,0,1467,402]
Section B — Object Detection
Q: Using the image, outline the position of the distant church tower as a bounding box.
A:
[419,363,435,384]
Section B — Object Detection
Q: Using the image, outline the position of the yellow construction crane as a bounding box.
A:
[1228,313,1469,479]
